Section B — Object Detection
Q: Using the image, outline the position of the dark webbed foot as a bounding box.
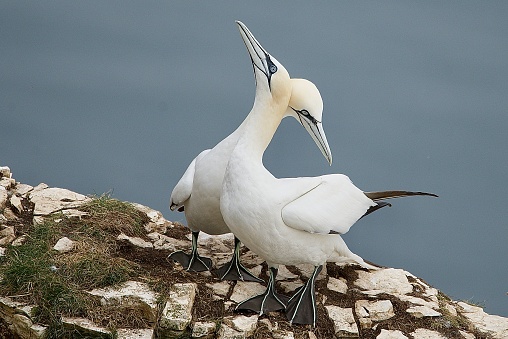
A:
[215,237,263,282]
[235,267,289,315]
[167,231,212,272]
[285,265,322,327]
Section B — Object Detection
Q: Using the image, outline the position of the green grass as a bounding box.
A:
[0,194,149,337]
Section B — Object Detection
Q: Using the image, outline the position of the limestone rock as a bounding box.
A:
[0,226,15,245]
[407,305,441,318]
[61,317,110,336]
[276,265,298,280]
[410,328,446,338]
[132,202,172,233]
[377,329,408,338]
[9,314,47,339]
[116,328,154,338]
[327,277,348,294]
[159,283,197,332]
[324,305,359,337]
[217,324,244,339]
[355,300,395,329]
[53,237,75,253]
[229,281,267,303]
[223,314,258,337]
[148,232,189,251]
[206,281,231,298]
[117,233,154,249]
[88,280,159,322]
[9,195,23,213]
[0,187,7,211]
[298,263,327,281]
[0,166,11,178]
[13,183,33,197]
[192,321,217,338]
[29,187,91,215]
[458,301,508,338]
[355,268,413,295]
[0,177,15,189]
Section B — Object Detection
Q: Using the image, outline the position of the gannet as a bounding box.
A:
[220,21,437,326]
[168,22,329,282]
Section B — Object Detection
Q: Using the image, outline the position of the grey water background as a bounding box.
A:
[1,2,507,316]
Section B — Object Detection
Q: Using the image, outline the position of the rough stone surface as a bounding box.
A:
[229,281,266,303]
[9,195,23,213]
[61,317,110,335]
[355,299,395,329]
[355,268,413,295]
[192,321,216,338]
[88,280,159,322]
[224,314,258,337]
[324,305,359,337]
[458,301,508,338]
[410,328,447,338]
[159,283,197,332]
[407,305,442,319]
[0,187,7,211]
[377,329,408,339]
[53,236,75,253]
[29,187,91,215]
[327,276,348,294]
[117,232,154,248]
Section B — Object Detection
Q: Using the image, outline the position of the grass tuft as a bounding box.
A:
[0,193,150,336]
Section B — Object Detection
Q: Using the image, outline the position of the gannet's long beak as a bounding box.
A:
[236,20,278,88]
[293,108,333,165]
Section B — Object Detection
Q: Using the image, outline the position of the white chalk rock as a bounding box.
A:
[407,305,442,319]
[192,321,217,338]
[159,283,197,331]
[88,280,159,322]
[377,329,408,339]
[53,237,75,253]
[224,314,258,337]
[355,300,395,329]
[355,268,413,295]
[29,187,90,215]
[458,301,508,338]
[410,328,447,339]
[327,277,348,294]
[324,305,359,337]
[117,233,153,249]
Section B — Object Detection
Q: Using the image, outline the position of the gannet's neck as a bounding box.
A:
[236,92,289,162]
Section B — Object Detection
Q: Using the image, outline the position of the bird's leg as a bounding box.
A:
[285,265,322,327]
[235,267,290,315]
[214,237,263,282]
[167,231,212,272]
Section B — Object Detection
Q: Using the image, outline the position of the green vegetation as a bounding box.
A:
[0,194,149,338]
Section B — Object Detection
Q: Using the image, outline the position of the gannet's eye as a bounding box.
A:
[301,109,310,116]
[269,64,278,74]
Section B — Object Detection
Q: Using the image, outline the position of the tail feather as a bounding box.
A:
[364,190,438,201]
[361,201,392,219]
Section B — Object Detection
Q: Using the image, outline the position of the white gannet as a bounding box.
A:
[168,22,329,282]
[220,21,437,326]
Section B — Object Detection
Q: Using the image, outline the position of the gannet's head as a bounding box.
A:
[286,79,333,165]
[236,21,291,105]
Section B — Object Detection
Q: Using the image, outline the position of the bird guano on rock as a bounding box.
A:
[220,21,437,327]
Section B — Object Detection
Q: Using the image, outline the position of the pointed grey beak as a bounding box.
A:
[236,20,278,88]
[294,109,333,165]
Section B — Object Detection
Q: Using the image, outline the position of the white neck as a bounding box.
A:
[233,92,287,163]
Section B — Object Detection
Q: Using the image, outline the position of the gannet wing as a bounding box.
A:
[281,174,375,235]
[169,149,211,211]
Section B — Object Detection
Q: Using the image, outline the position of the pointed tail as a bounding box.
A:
[364,190,438,201]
